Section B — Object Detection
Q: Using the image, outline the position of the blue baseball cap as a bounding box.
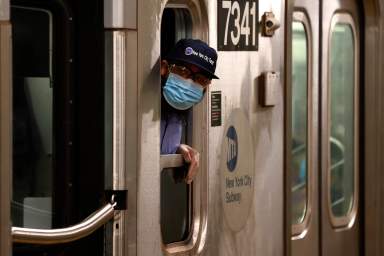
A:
[166,39,219,79]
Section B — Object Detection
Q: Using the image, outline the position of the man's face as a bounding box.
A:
[161,60,212,90]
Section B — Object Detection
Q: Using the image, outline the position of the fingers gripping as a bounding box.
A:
[178,144,200,184]
[179,144,192,162]
[186,151,199,184]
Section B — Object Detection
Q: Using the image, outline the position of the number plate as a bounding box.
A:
[217,0,259,51]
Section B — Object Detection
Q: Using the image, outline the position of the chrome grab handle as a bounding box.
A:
[160,154,184,169]
[12,199,117,244]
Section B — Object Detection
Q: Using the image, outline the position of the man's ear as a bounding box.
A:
[160,60,169,77]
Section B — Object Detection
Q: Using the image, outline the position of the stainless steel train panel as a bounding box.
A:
[204,0,285,254]
[136,1,163,255]
[105,30,139,256]
[104,0,137,29]
[123,30,139,256]
[0,0,8,21]
[364,1,384,255]
[0,21,11,256]
[134,0,286,255]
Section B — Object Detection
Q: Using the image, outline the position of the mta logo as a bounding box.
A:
[185,47,194,55]
[226,126,238,172]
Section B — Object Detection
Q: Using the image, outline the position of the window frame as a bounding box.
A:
[291,10,314,239]
[160,0,209,254]
[160,6,194,245]
[327,13,359,229]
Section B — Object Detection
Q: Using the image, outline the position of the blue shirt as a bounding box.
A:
[160,112,183,154]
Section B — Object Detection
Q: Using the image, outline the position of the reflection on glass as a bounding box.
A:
[160,168,191,243]
[12,7,53,228]
[291,21,308,225]
[330,24,355,217]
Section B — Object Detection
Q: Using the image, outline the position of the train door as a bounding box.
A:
[320,0,361,255]
[8,0,119,255]
[290,0,362,255]
[290,1,320,255]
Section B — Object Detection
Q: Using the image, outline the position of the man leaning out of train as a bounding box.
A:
[160,39,219,184]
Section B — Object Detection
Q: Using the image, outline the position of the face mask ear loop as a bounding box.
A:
[167,64,175,77]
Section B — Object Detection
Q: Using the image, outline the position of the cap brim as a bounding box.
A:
[168,57,219,79]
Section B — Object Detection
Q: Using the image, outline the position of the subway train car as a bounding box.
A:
[0,0,384,255]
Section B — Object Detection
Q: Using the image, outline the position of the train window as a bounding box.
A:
[328,14,358,225]
[160,7,193,244]
[11,6,53,228]
[291,11,313,237]
[291,20,309,226]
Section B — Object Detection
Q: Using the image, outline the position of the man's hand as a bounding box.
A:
[177,144,200,184]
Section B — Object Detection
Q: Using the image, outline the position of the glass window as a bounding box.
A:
[12,6,53,229]
[329,23,355,217]
[291,21,309,225]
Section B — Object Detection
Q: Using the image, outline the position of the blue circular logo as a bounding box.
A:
[226,126,238,172]
[185,47,193,56]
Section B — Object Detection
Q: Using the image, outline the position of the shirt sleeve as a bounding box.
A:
[160,114,183,154]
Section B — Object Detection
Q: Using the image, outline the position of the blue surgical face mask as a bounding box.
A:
[163,73,204,110]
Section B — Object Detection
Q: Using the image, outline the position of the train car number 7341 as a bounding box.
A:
[217,0,259,51]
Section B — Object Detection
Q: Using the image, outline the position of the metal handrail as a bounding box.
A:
[331,196,345,207]
[160,154,184,169]
[331,159,344,171]
[12,200,117,244]
[292,181,306,192]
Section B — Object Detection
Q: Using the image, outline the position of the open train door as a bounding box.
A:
[9,0,112,255]
[0,0,137,255]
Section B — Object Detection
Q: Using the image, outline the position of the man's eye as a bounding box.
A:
[196,75,208,82]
